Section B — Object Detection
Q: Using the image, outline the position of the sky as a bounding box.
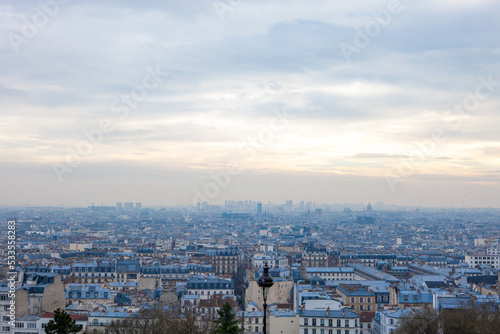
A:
[1,0,500,207]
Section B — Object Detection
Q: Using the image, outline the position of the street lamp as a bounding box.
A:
[257,262,274,334]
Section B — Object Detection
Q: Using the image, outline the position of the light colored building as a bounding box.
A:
[336,285,376,314]
[270,310,299,334]
[11,312,87,334]
[87,307,138,333]
[466,254,500,268]
[24,275,66,316]
[299,309,360,334]
[69,243,93,252]
[65,283,112,307]
[0,287,29,333]
[306,268,355,281]
[237,310,264,334]
[487,247,500,255]
[372,308,411,334]
[186,276,234,300]
[253,255,289,270]
[210,248,239,275]
[245,280,294,311]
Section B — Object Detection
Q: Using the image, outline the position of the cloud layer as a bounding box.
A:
[1,0,499,207]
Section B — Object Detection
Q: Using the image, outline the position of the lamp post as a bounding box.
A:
[257,262,274,334]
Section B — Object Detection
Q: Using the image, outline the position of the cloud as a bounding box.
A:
[351,153,409,159]
[1,0,500,206]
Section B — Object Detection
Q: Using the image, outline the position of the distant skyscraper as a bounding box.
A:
[257,202,262,214]
[135,202,142,209]
[367,202,373,211]
[116,202,122,211]
[124,202,134,210]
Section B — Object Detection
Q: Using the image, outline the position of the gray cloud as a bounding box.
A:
[1,0,500,207]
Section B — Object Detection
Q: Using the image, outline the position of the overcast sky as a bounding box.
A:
[1,0,499,207]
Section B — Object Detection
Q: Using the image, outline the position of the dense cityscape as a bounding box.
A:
[2,202,500,333]
[2,0,500,333]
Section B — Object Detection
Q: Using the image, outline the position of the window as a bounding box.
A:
[28,323,36,329]
[15,323,24,328]
[345,320,349,327]
[320,319,325,327]
[329,319,333,327]
[367,297,371,303]
[312,330,317,334]
[0,295,7,301]
[345,331,349,334]
[312,318,317,326]
[305,330,308,334]
[360,305,363,311]
[304,318,309,326]
[350,297,354,303]
[337,320,341,327]
[360,297,363,303]
[390,319,394,325]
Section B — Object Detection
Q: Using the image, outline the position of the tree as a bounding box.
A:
[45,308,83,334]
[396,309,440,334]
[211,302,242,334]
[397,301,500,334]
[107,308,213,334]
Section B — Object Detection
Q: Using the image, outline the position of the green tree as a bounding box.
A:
[44,308,83,334]
[211,302,242,334]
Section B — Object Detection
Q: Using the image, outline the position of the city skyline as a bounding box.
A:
[1,0,500,207]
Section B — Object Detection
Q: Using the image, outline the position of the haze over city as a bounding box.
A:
[1,0,500,207]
